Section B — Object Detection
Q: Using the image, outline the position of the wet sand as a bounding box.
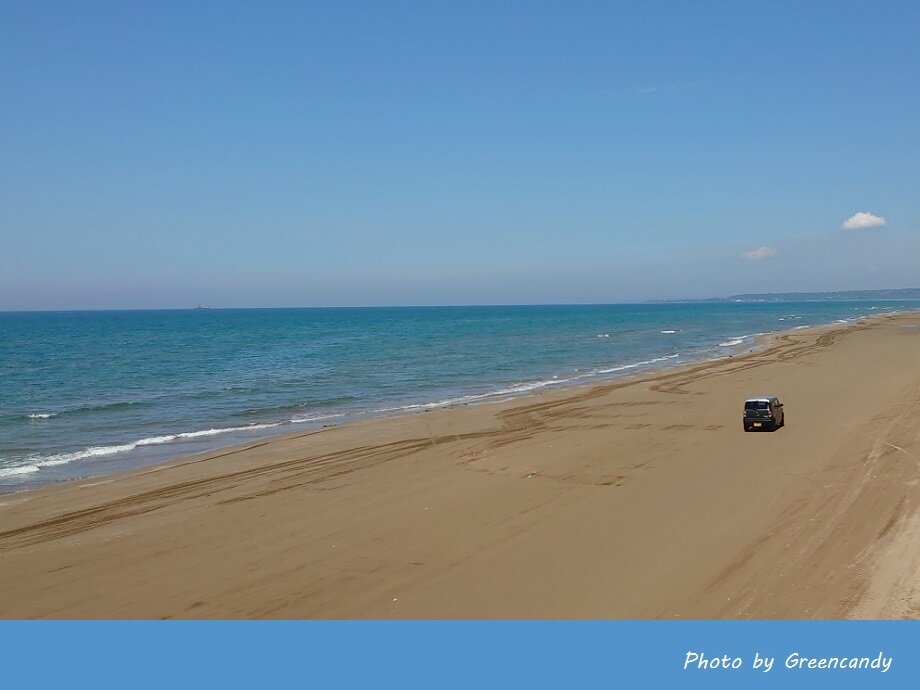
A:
[2,312,920,619]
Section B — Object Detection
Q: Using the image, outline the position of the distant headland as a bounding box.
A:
[662,288,920,303]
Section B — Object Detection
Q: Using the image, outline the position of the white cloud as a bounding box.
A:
[841,211,886,231]
[742,246,778,260]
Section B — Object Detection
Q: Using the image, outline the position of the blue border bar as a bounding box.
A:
[1,621,916,688]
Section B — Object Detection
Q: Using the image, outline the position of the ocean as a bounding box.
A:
[2,301,917,492]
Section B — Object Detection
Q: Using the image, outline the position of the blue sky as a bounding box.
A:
[1,1,918,309]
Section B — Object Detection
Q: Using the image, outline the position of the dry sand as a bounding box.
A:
[2,312,920,619]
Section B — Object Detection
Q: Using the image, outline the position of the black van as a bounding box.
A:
[743,397,785,432]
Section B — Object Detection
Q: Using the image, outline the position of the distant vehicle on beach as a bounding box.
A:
[743,396,784,432]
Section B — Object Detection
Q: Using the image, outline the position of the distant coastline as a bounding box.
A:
[660,287,920,303]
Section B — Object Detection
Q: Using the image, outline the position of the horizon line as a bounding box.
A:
[3,288,920,314]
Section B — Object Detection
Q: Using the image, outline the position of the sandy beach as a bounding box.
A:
[1,312,919,619]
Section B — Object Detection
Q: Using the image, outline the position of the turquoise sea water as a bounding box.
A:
[1,302,918,492]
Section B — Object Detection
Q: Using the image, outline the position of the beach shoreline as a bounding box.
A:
[3,306,914,495]
[2,311,920,618]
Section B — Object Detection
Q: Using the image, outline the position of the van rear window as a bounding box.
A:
[745,401,770,410]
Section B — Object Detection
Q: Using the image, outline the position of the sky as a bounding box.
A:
[1,1,919,309]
